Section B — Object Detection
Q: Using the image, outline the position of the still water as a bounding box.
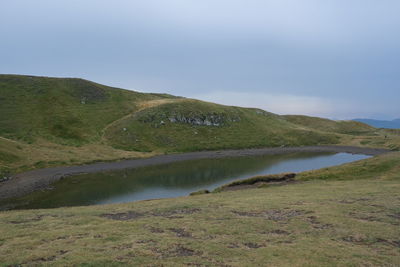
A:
[8,152,369,209]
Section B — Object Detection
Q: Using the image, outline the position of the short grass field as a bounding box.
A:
[0,152,399,266]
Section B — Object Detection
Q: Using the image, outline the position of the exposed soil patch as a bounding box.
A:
[306,216,333,229]
[173,245,198,256]
[169,228,193,238]
[264,229,291,235]
[151,208,201,218]
[24,250,68,265]
[244,242,265,249]
[152,244,202,258]
[387,212,400,220]
[232,209,312,221]
[112,243,133,250]
[136,239,156,244]
[186,263,206,267]
[100,211,144,221]
[58,250,68,255]
[275,240,294,244]
[115,252,136,263]
[148,226,165,233]
[30,255,57,263]
[227,243,240,248]
[375,238,400,248]
[348,212,384,223]
[8,214,57,224]
[342,236,400,248]
[100,208,200,221]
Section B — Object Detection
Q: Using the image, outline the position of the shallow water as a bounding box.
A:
[7,152,369,209]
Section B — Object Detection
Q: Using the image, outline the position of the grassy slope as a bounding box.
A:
[0,74,363,174]
[284,115,376,135]
[0,152,399,266]
[0,75,174,144]
[1,75,400,266]
[0,75,175,173]
[104,99,339,152]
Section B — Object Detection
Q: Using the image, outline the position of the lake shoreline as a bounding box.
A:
[0,145,389,201]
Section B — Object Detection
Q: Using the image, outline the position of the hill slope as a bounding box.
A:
[0,74,175,145]
[0,75,399,266]
[0,74,386,174]
[284,115,375,135]
[104,100,339,152]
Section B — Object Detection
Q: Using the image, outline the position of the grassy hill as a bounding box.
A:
[1,74,399,266]
[104,100,339,152]
[0,74,174,145]
[0,74,394,175]
[284,115,376,135]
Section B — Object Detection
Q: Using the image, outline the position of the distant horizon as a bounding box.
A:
[1,1,399,120]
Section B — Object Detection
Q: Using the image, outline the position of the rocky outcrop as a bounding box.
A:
[138,112,241,127]
[167,113,240,126]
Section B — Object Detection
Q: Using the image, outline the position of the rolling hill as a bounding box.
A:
[1,75,400,266]
[0,74,389,174]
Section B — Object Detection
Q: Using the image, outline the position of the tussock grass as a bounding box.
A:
[0,152,399,266]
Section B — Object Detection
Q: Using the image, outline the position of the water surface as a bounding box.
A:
[6,152,369,209]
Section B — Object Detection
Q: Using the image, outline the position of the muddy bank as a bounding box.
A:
[0,146,388,201]
[216,173,297,192]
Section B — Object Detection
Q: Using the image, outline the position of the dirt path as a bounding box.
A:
[100,98,182,141]
[0,146,389,201]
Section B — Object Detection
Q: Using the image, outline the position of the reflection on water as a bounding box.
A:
[6,152,369,209]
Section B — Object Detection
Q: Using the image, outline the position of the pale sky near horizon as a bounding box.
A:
[1,0,399,119]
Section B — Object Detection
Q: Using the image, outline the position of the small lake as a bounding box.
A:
[5,152,369,209]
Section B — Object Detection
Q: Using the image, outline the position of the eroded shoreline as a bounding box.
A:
[0,146,389,201]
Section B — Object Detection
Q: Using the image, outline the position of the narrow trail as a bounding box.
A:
[100,98,182,142]
[0,136,21,144]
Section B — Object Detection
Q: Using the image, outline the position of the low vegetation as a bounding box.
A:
[0,152,399,266]
[2,74,397,175]
[283,115,376,135]
[1,74,399,265]
[104,100,339,152]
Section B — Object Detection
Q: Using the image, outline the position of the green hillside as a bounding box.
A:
[0,74,390,174]
[1,75,400,266]
[283,115,375,135]
[104,99,339,152]
[0,74,174,145]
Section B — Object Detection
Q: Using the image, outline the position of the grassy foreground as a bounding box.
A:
[0,152,399,266]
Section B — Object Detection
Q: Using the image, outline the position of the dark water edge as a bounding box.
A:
[2,152,370,210]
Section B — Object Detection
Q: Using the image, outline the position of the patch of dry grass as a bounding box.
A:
[0,153,399,266]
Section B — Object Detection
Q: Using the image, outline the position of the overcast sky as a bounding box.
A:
[1,0,399,119]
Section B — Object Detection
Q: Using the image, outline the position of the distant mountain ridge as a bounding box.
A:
[353,118,400,129]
